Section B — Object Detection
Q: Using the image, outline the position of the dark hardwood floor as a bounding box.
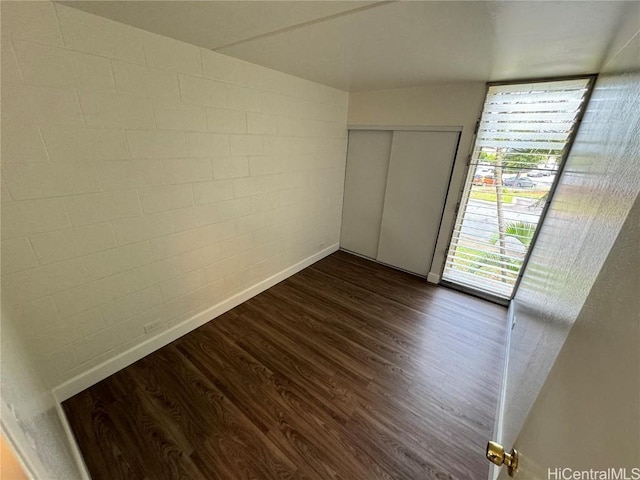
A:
[63,251,507,480]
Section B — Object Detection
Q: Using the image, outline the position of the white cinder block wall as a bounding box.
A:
[1,2,348,388]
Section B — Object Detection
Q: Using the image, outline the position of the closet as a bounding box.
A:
[340,128,459,276]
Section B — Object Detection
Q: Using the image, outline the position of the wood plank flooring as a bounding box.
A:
[63,251,507,480]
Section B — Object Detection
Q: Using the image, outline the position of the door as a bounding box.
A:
[340,129,459,277]
[377,131,459,276]
[340,130,392,258]
[492,198,639,479]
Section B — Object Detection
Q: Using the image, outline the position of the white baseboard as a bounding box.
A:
[52,244,339,402]
[488,302,515,480]
[51,394,91,480]
[426,272,440,284]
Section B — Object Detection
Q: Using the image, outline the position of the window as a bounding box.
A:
[441,77,595,301]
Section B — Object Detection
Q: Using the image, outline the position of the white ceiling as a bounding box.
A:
[61,1,638,92]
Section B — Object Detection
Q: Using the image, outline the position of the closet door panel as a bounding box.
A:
[377,131,459,275]
[340,130,392,258]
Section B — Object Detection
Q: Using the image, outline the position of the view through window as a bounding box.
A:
[441,78,594,300]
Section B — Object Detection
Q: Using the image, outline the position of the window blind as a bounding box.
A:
[441,78,593,300]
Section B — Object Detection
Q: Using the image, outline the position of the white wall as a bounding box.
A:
[1,3,347,476]
[347,83,486,279]
[1,1,348,388]
[497,21,640,477]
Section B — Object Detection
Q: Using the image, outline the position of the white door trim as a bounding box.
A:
[348,124,463,132]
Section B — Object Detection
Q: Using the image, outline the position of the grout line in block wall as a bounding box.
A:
[7,39,26,84]
[105,59,118,94]
[128,191,145,242]
[49,2,67,48]
[140,34,150,67]
[24,236,44,269]
[108,59,120,95]
[199,48,205,79]
[50,292,64,318]
[122,129,134,161]
[73,89,88,128]
[1,176,14,202]
[56,199,75,240]
[35,127,53,163]
[189,183,197,208]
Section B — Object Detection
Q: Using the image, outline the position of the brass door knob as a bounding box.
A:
[486,441,519,477]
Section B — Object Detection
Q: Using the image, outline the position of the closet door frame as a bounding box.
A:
[344,125,463,278]
[348,125,462,133]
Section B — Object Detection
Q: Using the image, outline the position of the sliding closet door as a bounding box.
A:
[340,130,393,258]
[377,131,459,276]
